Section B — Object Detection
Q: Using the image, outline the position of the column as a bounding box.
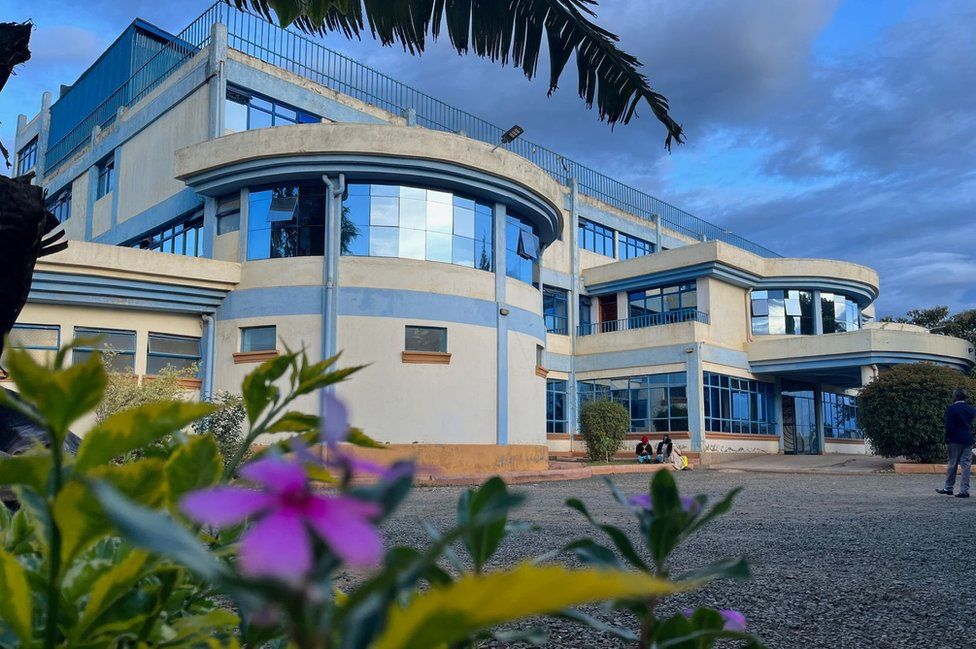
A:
[208,23,228,140]
[773,377,785,453]
[686,343,705,452]
[568,178,580,445]
[202,197,218,259]
[814,385,825,454]
[35,91,52,180]
[812,290,824,335]
[494,202,508,445]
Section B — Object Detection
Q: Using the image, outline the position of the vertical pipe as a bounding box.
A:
[494,201,508,446]
[568,178,580,447]
[201,314,217,402]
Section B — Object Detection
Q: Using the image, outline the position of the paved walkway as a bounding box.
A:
[706,453,893,475]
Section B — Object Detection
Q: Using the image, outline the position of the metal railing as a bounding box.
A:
[44,2,780,258]
[577,308,709,336]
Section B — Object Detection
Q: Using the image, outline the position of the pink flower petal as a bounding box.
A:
[241,456,308,495]
[720,609,747,632]
[303,495,382,567]
[180,488,277,527]
[239,508,312,581]
[321,392,349,445]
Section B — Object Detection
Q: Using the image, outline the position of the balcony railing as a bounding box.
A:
[577,308,709,336]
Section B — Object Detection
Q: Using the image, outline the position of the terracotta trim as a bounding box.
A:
[535,366,549,378]
[706,432,780,441]
[547,433,570,440]
[824,437,866,445]
[233,350,280,364]
[401,351,452,365]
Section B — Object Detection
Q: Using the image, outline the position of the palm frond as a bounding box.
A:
[227,0,683,149]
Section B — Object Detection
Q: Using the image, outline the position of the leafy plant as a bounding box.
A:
[0,340,762,648]
[194,391,249,471]
[858,363,976,463]
[579,399,630,463]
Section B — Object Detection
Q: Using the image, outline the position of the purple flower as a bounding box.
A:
[681,608,747,632]
[318,392,408,480]
[181,456,382,582]
[628,493,699,513]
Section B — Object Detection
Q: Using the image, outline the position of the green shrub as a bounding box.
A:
[193,391,248,471]
[858,363,976,463]
[579,400,630,463]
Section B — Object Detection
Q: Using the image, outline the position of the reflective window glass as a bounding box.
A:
[405,326,447,352]
[241,326,276,352]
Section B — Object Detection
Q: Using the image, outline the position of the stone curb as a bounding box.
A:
[415,462,673,487]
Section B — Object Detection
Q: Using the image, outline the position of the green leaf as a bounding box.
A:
[346,427,386,449]
[676,557,751,585]
[76,401,216,471]
[372,564,686,649]
[160,608,240,647]
[4,347,106,442]
[293,364,366,397]
[265,411,319,434]
[88,481,224,581]
[566,498,648,570]
[458,477,519,572]
[166,434,222,507]
[651,469,681,516]
[563,539,620,569]
[74,549,152,640]
[0,548,31,645]
[241,354,294,424]
[0,452,51,495]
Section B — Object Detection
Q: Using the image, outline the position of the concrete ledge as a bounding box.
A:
[419,461,671,486]
[893,463,953,475]
[334,443,550,477]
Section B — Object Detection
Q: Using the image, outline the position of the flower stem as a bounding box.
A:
[43,437,63,649]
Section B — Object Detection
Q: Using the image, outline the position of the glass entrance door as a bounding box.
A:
[782,383,818,454]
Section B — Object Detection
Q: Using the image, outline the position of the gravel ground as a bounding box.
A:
[380,471,976,648]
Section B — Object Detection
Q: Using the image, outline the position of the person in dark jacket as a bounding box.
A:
[937,388,976,498]
[656,435,673,464]
[635,435,653,463]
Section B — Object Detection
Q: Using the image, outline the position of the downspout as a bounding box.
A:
[201,314,217,402]
[568,178,580,450]
[321,174,345,368]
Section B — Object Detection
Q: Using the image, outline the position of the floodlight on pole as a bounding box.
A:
[492,125,524,151]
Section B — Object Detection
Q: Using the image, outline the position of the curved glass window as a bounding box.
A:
[247,182,326,260]
[751,290,815,335]
[341,183,494,272]
[506,214,539,283]
[821,293,860,333]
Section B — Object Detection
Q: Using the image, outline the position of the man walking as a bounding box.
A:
[937,388,976,498]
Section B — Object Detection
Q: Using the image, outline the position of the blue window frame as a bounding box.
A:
[578,218,615,257]
[506,213,539,284]
[579,295,592,332]
[342,183,495,272]
[225,87,319,132]
[703,372,776,435]
[4,324,60,364]
[823,392,862,439]
[241,326,277,353]
[543,286,569,335]
[73,327,136,372]
[147,333,201,375]
[547,379,567,433]
[578,373,688,432]
[16,138,37,176]
[618,232,654,260]
[48,189,72,224]
[130,211,204,257]
[96,155,115,199]
[628,283,697,324]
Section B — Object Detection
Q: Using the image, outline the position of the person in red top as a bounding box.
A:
[635,435,653,463]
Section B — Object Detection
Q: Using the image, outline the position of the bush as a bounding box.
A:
[858,363,976,463]
[579,399,630,463]
[193,391,248,470]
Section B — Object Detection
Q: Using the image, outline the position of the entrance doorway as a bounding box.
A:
[782,382,818,454]
[599,295,618,332]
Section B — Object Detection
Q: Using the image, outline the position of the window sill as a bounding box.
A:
[824,437,865,444]
[535,366,549,378]
[233,350,280,364]
[401,351,451,365]
[706,432,779,441]
[143,375,203,389]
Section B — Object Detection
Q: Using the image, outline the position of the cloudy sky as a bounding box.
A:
[1,0,973,317]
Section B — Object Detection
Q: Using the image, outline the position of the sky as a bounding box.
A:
[1,0,973,318]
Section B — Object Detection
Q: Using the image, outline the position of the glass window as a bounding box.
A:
[578,295,593,335]
[578,218,615,257]
[703,372,776,435]
[823,391,862,439]
[751,289,815,336]
[241,326,277,353]
[73,327,136,372]
[247,182,326,260]
[627,283,698,328]
[342,183,495,273]
[96,155,115,199]
[47,189,72,224]
[147,333,201,375]
[217,195,241,235]
[822,293,861,333]
[546,379,567,433]
[16,138,37,176]
[543,286,569,335]
[130,211,205,258]
[3,324,59,365]
[225,87,318,132]
[536,345,545,368]
[506,214,537,284]
[618,232,655,260]
[405,326,447,353]
[578,373,687,432]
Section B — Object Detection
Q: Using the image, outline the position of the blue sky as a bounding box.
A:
[1,0,973,317]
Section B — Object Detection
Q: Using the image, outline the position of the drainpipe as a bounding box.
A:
[568,178,580,450]
[201,314,217,402]
[321,174,346,367]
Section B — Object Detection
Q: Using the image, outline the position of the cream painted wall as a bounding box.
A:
[823,441,867,455]
[542,230,572,276]
[64,172,90,241]
[91,194,112,238]
[507,330,546,445]
[576,363,686,381]
[579,248,613,271]
[703,438,780,454]
[334,315,498,444]
[118,86,210,220]
[506,278,542,314]
[240,257,325,290]
[214,232,240,263]
[547,334,571,357]
[700,278,750,349]
[340,256,496,301]
[575,321,703,356]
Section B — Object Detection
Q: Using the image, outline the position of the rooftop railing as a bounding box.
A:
[44,3,780,258]
[577,308,709,336]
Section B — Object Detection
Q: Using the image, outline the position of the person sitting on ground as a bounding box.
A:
[937,387,975,498]
[656,434,673,464]
[669,444,689,471]
[635,435,653,463]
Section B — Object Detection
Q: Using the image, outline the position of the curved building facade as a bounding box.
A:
[9,7,974,468]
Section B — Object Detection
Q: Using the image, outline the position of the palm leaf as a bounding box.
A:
[227,0,683,148]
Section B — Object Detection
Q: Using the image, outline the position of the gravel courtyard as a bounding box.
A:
[382,470,976,649]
